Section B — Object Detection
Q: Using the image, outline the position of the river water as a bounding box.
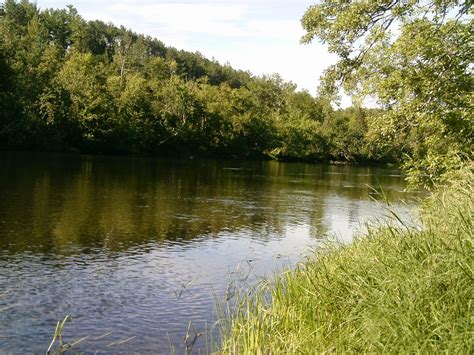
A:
[0,152,423,353]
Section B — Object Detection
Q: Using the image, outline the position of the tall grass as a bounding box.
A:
[220,169,473,353]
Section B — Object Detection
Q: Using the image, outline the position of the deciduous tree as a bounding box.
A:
[302,0,473,185]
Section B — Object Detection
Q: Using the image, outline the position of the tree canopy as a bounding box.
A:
[2,0,471,185]
[0,0,393,164]
[302,0,473,185]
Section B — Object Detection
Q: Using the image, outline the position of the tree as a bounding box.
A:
[0,43,22,146]
[57,50,114,150]
[302,0,473,186]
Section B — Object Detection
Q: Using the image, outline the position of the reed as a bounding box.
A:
[46,315,72,354]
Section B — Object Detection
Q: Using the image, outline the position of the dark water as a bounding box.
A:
[0,152,423,353]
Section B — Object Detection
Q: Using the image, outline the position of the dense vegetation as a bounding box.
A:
[1,0,398,164]
[0,0,471,183]
[221,168,473,353]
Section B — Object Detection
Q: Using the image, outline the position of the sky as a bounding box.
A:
[34,0,348,104]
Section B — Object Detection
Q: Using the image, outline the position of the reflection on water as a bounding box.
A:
[0,152,423,353]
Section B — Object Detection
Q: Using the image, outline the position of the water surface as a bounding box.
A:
[0,153,422,353]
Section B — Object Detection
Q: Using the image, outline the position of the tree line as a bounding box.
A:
[0,0,403,164]
[1,0,471,186]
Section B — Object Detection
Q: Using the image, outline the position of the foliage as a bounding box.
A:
[220,167,474,353]
[2,0,470,180]
[302,0,473,185]
[0,0,393,163]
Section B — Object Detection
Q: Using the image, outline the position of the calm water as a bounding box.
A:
[0,152,423,353]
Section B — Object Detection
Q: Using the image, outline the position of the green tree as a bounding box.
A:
[302,0,473,185]
[0,42,22,146]
[57,50,114,150]
[148,75,205,151]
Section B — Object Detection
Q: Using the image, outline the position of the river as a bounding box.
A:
[0,152,423,353]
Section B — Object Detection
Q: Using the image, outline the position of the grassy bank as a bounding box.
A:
[220,169,473,353]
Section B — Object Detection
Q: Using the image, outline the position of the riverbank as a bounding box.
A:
[220,168,473,353]
[0,147,398,169]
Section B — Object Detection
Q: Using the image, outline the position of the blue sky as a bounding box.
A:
[34,0,344,102]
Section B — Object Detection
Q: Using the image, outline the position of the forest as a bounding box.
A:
[1,0,406,168]
[2,1,471,187]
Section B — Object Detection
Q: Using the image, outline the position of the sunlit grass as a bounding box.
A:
[220,169,473,353]
[46,315,72,354]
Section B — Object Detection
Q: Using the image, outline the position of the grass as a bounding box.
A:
[220,168,473,353]
[46,315,73,354]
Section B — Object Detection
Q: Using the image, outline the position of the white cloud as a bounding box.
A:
[246,19,302,41]
[109,3,249,36]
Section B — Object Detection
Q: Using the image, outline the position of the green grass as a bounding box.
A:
[220,168,473,353]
